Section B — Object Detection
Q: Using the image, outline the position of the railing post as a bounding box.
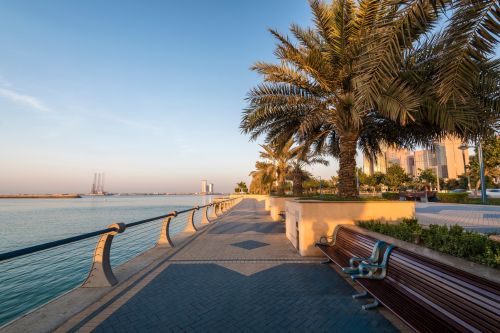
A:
[209,203,218,220]
[183,208,197,232]
[82,223,126,288]
[157,211,177,248]
[201,205,210,224]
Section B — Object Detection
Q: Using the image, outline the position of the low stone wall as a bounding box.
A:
[269,197,297,221]
[343,224,500,284]
[285,199,415,256]
[229,194,268,202]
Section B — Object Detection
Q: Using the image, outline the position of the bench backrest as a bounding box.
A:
[333,226,500,332]
[387,247,500,332]
[334,226,377,263]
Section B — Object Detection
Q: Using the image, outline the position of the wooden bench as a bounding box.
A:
[316,226,500,333]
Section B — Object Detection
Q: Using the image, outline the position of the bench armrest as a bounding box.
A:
[317,235,334,246]
[349,256,377,267]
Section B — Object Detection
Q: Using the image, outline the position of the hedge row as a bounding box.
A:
[381,192,400,200]
[436,192,469,203]
[358,219,500,269]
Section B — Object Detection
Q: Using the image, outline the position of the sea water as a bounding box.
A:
[0,195,215,326]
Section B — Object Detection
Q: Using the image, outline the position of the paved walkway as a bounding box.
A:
[59,199,398,332]
[416,202,500,232]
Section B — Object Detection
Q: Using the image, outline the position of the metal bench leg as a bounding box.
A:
[320,258,332,264]
[352,291,368,299]
[362,300,379,310]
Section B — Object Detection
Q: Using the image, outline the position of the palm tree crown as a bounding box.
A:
[241,0,499,197]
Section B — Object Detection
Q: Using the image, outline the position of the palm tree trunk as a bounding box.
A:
[277,176,285,196]
[292,169,303,196]
[338,133,359,198]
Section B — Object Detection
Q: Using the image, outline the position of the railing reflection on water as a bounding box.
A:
[0,196,242,326]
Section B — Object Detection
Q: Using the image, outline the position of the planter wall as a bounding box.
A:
[269,197,297,221]
[229,194,268,202]
[285,199,415,256]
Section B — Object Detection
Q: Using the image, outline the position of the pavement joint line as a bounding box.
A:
[166,259,323,263]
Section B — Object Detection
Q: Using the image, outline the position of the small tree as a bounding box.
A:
[235,181,248,193]
[384,165,410,191]
[468,136,500,191]
[419,169,437,191]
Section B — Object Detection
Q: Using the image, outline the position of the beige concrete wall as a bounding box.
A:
[230,194,268,202]
[285,200,301,248]
[285,200,415,256]
[264,197,271,211]
[269,197,297,221]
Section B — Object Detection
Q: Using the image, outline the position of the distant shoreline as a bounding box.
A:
[0,194,82,199]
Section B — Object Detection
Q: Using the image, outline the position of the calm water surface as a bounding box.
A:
[0,195,216,326]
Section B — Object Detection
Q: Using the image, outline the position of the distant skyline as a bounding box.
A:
[0,0,355,194]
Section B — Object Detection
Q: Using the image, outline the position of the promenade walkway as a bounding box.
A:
[55,199,398,332]
[416,202,500,233]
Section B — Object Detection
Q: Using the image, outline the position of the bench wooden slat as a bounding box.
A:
[316,226,500,333]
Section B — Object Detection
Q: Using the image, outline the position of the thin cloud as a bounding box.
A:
[0,88,51,113]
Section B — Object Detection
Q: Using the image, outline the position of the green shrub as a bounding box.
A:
[358,219,420,242]
[463,198,500,206]
[358,220,500,269]
[298,195,386,201]
[436,192,468,203]
[381,192,400,200]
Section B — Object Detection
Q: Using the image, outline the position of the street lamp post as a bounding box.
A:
[319,176,322,196]
[458,143,472,191]
[478,141,487,204]
[433,165,440,192]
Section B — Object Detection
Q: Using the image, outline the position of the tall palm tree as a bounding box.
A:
[258,140,297,195]
[241,0,499,198]
[249,161,275,194]
[289,153,328,196]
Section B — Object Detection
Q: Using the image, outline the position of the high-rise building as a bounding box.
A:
[362,136,469,180]
[363,147,411,176]
[208,183,214,194]
[442,136,469,179]
[201,180,208,194]
[363,150,387,175]
[414,150,436,175]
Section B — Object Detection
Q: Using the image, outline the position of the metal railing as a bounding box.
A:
[0,197,242,288]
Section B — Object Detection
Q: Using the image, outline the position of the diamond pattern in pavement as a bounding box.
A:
[230,240,270,250]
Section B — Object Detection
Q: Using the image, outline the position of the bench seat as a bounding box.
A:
[316,226,500,333]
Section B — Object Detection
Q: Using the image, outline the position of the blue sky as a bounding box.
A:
[1,0,343,193]
[0,1,494,194]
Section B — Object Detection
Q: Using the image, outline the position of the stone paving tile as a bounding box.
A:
[66,199,397,332]
[94,263,397,333]
[416,202,500,228]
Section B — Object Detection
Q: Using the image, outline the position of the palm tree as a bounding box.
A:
[249,161,275,194]
[241,0,499,198]
[258,140,297,195]
[289,153,328,196]
[235,181,248,193]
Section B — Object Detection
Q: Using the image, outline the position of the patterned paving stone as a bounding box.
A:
[64,199,399,332]
[94,263,397,333]
[416,202,500,229]
[230,240,270,250]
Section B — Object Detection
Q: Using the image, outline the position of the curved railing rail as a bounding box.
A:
[0,197,242,288]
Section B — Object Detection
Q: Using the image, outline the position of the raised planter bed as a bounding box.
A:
[285,199,415,256]
[343,224,500,283]
[269,196,297,221]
